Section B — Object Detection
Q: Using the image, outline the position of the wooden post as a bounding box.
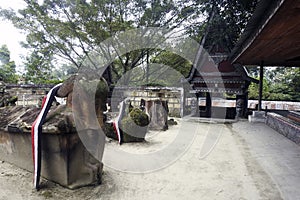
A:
[258,63,264,111]
[196,93,199,117]
[146,51,149,85]
[206,92,212,117]
[180,87,185,117]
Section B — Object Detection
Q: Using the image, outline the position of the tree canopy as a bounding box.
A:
[247,67,300,101]
[0,0,259,85]
[1,0,195,84]
[187,0,258,54]
[1,1,298,102]
[0,44,17,83]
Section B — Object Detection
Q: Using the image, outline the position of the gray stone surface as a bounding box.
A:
[0,129,103,189]
[248,111,266,123]
[0,106,103,189]
[0,119,300,199]
[266,112,300,145]
[233,121,300,200]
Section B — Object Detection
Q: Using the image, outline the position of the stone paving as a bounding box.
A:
[234,121,300,200]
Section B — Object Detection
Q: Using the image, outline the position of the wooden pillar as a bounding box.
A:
[196,93,199,117]
[236,94,248,118]
[258,63,264,111]
[146,51,149,84]
[244,92,248,117]
[206,92,212,117]
[180,87,185,117]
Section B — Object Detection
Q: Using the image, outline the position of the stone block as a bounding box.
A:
[0,106,103,189]
[0,130,102,189]
[248,111,266,123]
[266,112,300,145]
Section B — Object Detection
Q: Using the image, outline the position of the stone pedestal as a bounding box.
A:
[0,129,102,189]
[248,111,266,123]
[266,112,300,145]
[0,106,103,189]
[236,94,247,119]
[146,100,168,130]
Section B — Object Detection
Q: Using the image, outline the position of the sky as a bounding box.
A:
[0,0,27,72]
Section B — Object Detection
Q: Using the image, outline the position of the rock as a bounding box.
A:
[168,118,178,125]
[120,108,149,142]
[56,75,76,97]
[146,100,169,130]
[104,122,118,140]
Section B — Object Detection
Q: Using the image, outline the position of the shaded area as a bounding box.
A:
[230,0,300,66]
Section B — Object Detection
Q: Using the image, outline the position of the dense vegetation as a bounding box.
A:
[0,44,17,83]
[0,0,299,101]
[0,0,256,82]
[247,67,300,101]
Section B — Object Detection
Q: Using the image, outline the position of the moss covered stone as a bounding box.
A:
[120,108,149,142]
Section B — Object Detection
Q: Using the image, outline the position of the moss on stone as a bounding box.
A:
[104,122,118,140]
[121,108,149,142]
[128,108,149,127]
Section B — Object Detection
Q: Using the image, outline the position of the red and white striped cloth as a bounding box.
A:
[31,83,62,190]
[112,101,125,144]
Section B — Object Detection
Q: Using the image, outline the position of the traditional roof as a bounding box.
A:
[189,60,256,95]
[230,0,300,66]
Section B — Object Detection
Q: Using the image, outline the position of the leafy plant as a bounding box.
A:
[0,45,17,83]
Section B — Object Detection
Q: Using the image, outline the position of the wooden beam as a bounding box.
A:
[258,63,264,111]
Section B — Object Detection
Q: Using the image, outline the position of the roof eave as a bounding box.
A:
[229,0,285,64]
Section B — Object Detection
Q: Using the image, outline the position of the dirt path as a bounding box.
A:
[0,120,283,200]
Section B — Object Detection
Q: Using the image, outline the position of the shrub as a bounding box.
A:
[121,108,149,142]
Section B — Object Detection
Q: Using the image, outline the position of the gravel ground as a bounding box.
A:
[0,119,291,200]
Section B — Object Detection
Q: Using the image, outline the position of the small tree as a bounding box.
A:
[23,49,55,84]
[248,77,269,100]
[247,67,300,101]
[0,44,18,83]
[0,0,194,85]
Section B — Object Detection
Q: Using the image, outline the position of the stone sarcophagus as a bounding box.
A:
[0,105,102,189]
[0,76,108,189]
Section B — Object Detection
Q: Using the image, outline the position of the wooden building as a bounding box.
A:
[186,58,257,118]
[229,0,300,110]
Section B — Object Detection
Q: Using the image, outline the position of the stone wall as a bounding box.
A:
[6,84,54,106]
[248,100,300,110]
[111,87,183,117]
[266,112,300,145]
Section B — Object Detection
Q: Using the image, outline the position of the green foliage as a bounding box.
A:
[121,107,149,142]
[129,108,150,127]
[270,67,300,101]
[248,77,269,100]
[23,48,55,84]
[0,44,10,64]
[0,0,196,85]
[247,67,300,101]
[152,50,192,78]
[0,0,259,86]
[188,0,258,53]
[114,62,186,88]
[0,45,18,83]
